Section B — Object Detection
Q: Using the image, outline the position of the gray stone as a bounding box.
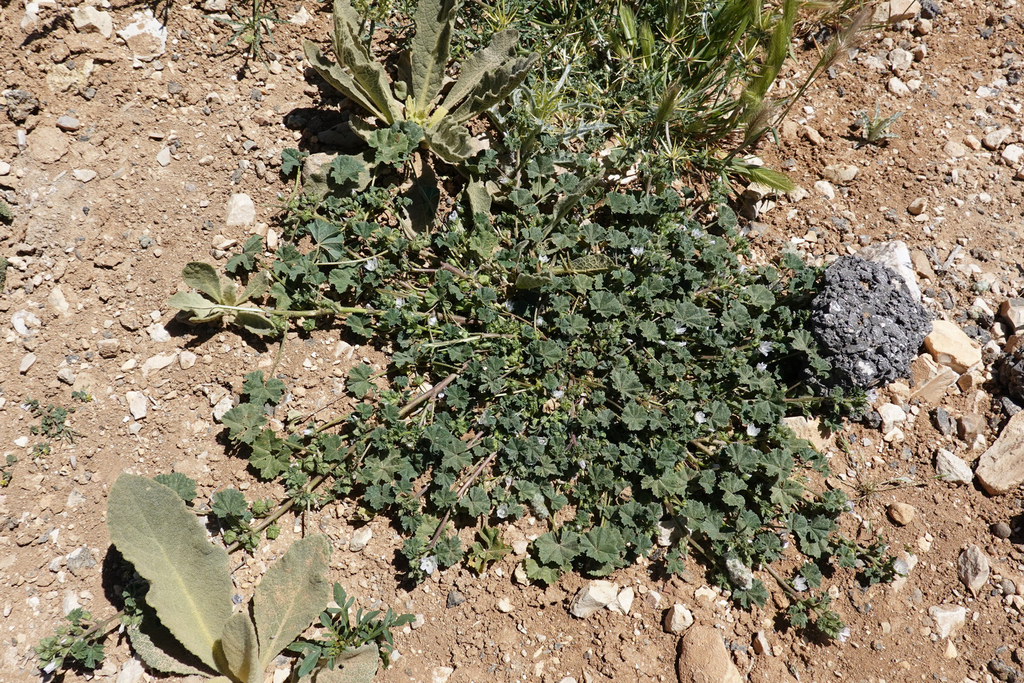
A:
[115,658,145,683]
[677,627,743,683]
[4,89,40,123]
[663,604,694,634]
[56,368,75,385]
[446,590,465,608]
[928,605,966,639]
[975,411,1024,494]
[569,580,619,618]
[934,448,972,485]
[983,127,1014,150]
[226,193,256,227]
[957,544,990,595]
[809,256,932,389]
[992,523,1013,540]
[66,546,96,576]
[889,48,913,73]
[55,116,81,132]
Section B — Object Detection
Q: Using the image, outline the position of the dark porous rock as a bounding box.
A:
[809,256,932,389]
[3,88,40,124]
[997,346,1024,402]
[989,658,1019,683]
[934,406,953,436]
[446,590,466,608]
[920,0,942,18]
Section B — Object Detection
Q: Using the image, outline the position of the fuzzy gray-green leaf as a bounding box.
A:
[303,41,393,124]
[126,620,212,677]
[217,611,261,683]
[253,535,331,670]
[407,0,458,121]
[239,271,271,303]
[107,474,233,671]
[312,643,379,683]
[447,50,538,124]
[168,291,223,322]
[232,309,277,337]
[425,117,479,164]
[439,30,517,114]
[182,262,227,303]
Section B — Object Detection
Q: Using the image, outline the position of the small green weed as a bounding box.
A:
[288,583,415,676]
[217,0,284,69]
[35,608,107,674]
[852,103,902,147]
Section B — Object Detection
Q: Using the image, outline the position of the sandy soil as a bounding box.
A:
[2,1,1024,682]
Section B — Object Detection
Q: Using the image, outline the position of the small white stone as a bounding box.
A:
[928,605,966,639]
[813,180,835,200]
[1001,144,1024,166]
[607,587,634,615]
[20,353,36,374]
[115,658,146,683]
[226,193,257,227]
[126,391,148,420]
[349,527,372,552]
[888,77,911,97]
[72,169,97,182]
[430,667,454,683]
[663,604,694,634]
[147,323,171,343]
[179,350,198,369]
[496,598,515,613]
[212,395,235,422]
[569,581,619,618]
[71,5,113,38]
[156,147,171,167]
[0,161,10,175]
[877,403,906,433]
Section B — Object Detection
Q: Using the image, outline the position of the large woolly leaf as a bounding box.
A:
[312,643,379,683]
[182,262,227,303]
[254,535,332,670]
[447,50,538,124]
[238,270,271,303]
[217,611,261,683]
[107,475,233,671]
[425,117,480,164]
[231,309,277,337]
[407,0,458,121]
[168,291,223,323]
[439,30,517,114]
[126,612,212,677]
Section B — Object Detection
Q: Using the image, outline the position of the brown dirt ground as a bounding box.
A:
[2,1,1024,682]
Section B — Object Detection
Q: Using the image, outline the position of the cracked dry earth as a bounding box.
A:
[4,0,1024,682]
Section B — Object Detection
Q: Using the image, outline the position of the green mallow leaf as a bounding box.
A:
[239,270,271,303]
[253,535,331,670]
[181,262,227,303]
[153,472,198,503]
[313,643,379,683]
[217,611,261,683]
[107,474,233,671]
[231,309,277,337]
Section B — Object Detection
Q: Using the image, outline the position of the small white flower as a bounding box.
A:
[364,257,379,272]
[428,315,438,326]
[759,341,772,356]
[865,388,879,403]
[538,254,550,264]
[447,209,459,222]
[675,326,687,335]
[691,228,703,238]
[746,424,761,437]
[536,317,545,327]
[537,436,548,446]
[676,341,687,348]
[578,460,587,471]
[756,362,767,372]
[394,297,405,308]
[631,246,645,256]
[504,301,514,312]
[695,411,707,424]
[496,504,509,519]
[792,575,808,592]
[419,555,438,575]
[552,390,564,399]
[836,627,851,643]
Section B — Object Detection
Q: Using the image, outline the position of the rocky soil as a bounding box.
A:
[3,0,1024,682]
